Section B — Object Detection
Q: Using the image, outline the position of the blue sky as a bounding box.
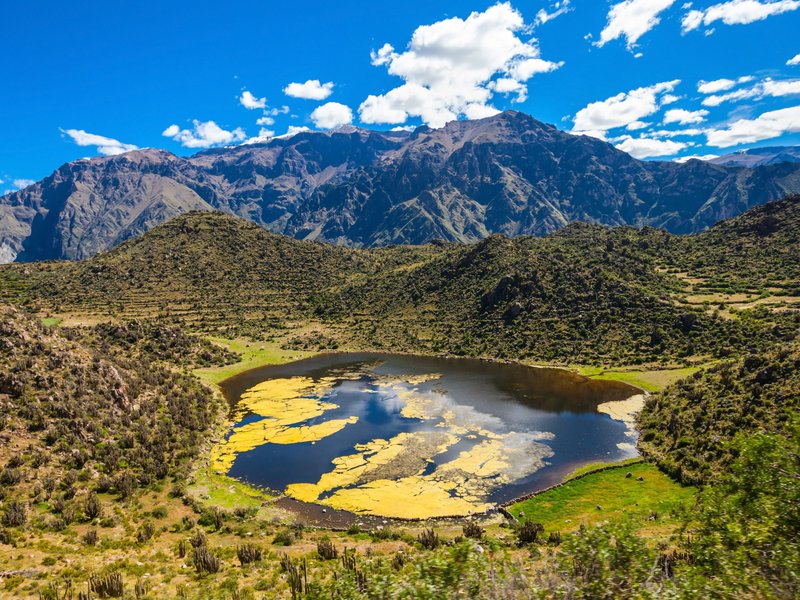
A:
[2,0,800,190]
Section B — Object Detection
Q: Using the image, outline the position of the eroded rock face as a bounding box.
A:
[3,111,800,262]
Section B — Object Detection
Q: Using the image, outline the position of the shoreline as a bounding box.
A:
[192,345,664,524]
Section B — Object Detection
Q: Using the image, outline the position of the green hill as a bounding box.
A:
[638,340,800,485]
[2,196,798,367]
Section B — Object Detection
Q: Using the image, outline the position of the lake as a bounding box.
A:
[214,353,641,519]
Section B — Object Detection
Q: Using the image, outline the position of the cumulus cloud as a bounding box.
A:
[280,126,312,138]
[663,108,709,124]
[239,90,267,109]
[243,127,276,145]
[674,153,720,162]
[627,120,650,130]
[358,3,563,128]
[572,80,680,134]
[697,75,753,93]
[705,105,800,147]
[682,0,800,32]
[61,129,139,156]
[283,80,334,100]
[13,179,36,189]
[702,77,800,106]
[596,0,677,50]
[788,53,800,65]
[162,120,246,148]
[535,0,572,25]
[615,134,688,158]
[256,115,275,126]
[310,102,353,129]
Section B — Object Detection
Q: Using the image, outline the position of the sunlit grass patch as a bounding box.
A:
[193,337,314,385]
[576,365,705,392]
[187,468,272,510]
[508,463,695,534]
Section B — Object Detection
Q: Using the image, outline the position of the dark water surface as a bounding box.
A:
[220,353,640,508]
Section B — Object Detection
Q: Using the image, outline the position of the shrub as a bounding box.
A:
[2,500,27,527]
[83,529,99,546]
[417,528,440,550]
[516,520,544,545]
[136,521,155,543]
[462,521,483,539]
[85,493,103,520]
[272,530,294,546]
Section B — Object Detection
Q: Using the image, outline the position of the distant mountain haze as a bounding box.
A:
[3,111,800,263]
[709,146,800,168]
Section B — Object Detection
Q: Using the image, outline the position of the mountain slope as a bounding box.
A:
[710,145,800,168]
[4,197,798,366]
[638,339,800,485]
[4,111,800,262]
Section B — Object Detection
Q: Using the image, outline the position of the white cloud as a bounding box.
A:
[697,76,753,93]
[61,129,139,156]
[243,127,276,145]
[615,134,688,158]
[702,86,761,106]
[698,78,735,93]
[663,108,709,124]
[702,77,800,106]
[674,153,719,162]
[535,0,572,25]
[256,116,275,126]
[162,120,246,148]
[279,126,312,138]
[358,3,563,128]
[596,0,677,50]
[310,102,353,129]
[283,80,334,100]
[762,78,800,96]
[627,120,650,130]
[13,178,36,189]
[788,53,800,65]
[682,0,800,32]
[572,80,680,134]
[705,105,800,147]
[239,90,266,109]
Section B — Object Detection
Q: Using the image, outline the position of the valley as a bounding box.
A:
[0,195,797,598]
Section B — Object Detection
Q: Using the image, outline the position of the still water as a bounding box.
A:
[216,353,641,519]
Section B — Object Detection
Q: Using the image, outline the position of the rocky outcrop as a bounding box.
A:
[3,111,800,262]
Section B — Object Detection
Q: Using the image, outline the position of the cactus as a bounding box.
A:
[89,571,124,598]
[193,546,221,575]
[317,538,338,560]
[236,543,262,565]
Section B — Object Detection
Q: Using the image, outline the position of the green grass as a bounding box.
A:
[193,337,314,385]
[576,365,704,392]
[187,468,272,510]
[508,463,695,533]
[40,316,62,327]
[566,458,643,479]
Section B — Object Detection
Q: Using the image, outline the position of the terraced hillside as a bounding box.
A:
[1,196,798,367]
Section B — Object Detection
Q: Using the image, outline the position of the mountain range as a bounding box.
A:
[710,145,800,168]
[3,110,800,262]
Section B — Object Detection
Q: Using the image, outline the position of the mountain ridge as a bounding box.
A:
[4,110,800,262]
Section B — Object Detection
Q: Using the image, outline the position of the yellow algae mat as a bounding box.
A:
[211,369,562,519]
